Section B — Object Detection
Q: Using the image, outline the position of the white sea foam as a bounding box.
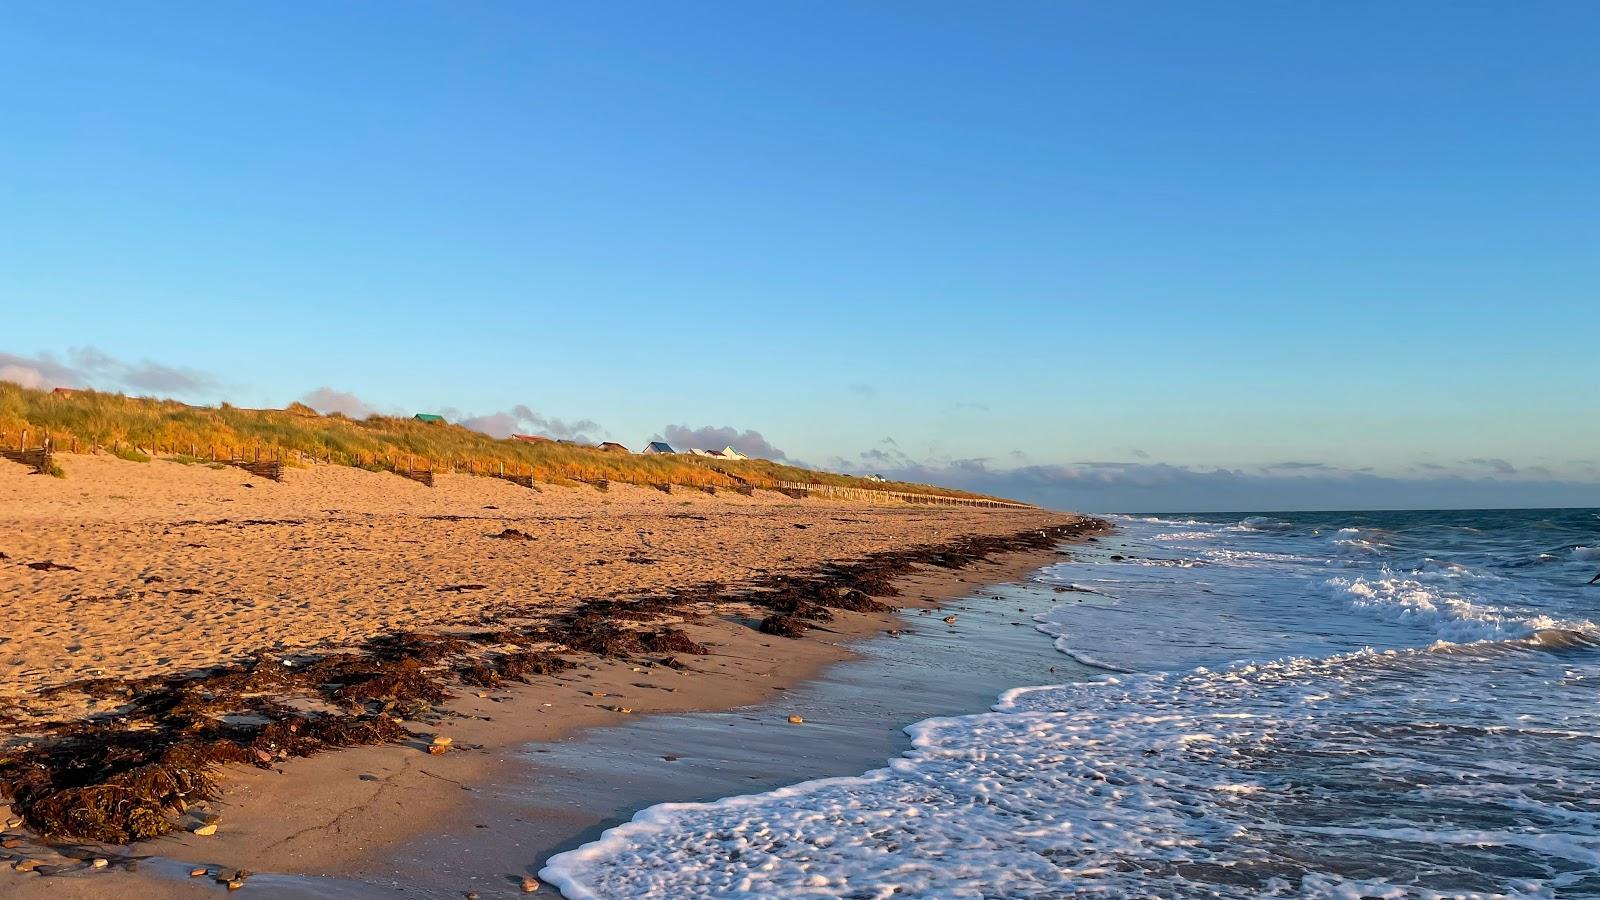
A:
[1121,556,1206,567]
[1575,545,1600,560]
[1118,516,1207,526]
[1203,547,1318,565]
[1151,530,1218,541]
[1332,537,1387,555]
[542,512,1600,899]
[1330,573,1580,643]
[1037,626,1137,673]
[543,646,1600,898]
[1223,515,1293,532]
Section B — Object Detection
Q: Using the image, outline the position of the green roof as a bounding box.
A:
[413,413,445,424]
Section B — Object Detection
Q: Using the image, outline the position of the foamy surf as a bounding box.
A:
[541,509,1600,898]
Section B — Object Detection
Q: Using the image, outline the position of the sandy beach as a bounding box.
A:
[0,453,1103,895]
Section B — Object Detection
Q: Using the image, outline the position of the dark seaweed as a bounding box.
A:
[0,517,1109,843]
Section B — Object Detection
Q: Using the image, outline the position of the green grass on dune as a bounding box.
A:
[0,383,1008,501]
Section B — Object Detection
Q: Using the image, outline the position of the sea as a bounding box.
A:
[541,508,1600,899]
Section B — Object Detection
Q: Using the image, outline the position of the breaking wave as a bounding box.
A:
[542,509,1600,898]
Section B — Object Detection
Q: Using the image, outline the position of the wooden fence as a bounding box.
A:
[0,434,1026,507]
[775,481,1033,510]
[487,472,539,490]
[0,438,53,474]
[389,467,435,487]
[226,456,285,482]
[465,460,540,490]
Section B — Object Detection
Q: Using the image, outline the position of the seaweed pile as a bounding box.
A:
[0,518,1108,845]
[0,630,574,843]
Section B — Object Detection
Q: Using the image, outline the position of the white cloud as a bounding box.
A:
[0,348,216,396]
[656,424,788,460]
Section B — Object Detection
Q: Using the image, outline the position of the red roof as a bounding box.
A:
[511,434,552,444]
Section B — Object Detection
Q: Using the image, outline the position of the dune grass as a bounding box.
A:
[0,383,1005,501]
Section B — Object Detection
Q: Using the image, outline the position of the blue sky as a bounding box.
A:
[2,2,1595,511]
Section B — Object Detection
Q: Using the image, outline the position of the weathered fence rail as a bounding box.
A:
[0,446,53,474]
[0,434,1025,508]
[389,467,434,487]
[486,472,539,490]
[226,457,285,482]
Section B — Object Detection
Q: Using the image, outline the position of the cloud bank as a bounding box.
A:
[834,452,1600,513]
[657,425,788,461]
[453,404,604,443]
[1,348,216,397]
[298,390,603,443]
[300,387,380,419]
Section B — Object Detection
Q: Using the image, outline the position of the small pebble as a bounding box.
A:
[91,858,108,869]
[190,867,209,877]
[787,715,804,724]
[359,773,380,781]
[521,875,539,892]
[428,745,448,756]
[943,615,958,624]
[192,823,218,836]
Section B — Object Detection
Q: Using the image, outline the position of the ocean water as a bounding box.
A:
[542,509,1600,899]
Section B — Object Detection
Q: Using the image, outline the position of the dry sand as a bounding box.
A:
[1,454,1066,709]
[0,453,1094,895]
